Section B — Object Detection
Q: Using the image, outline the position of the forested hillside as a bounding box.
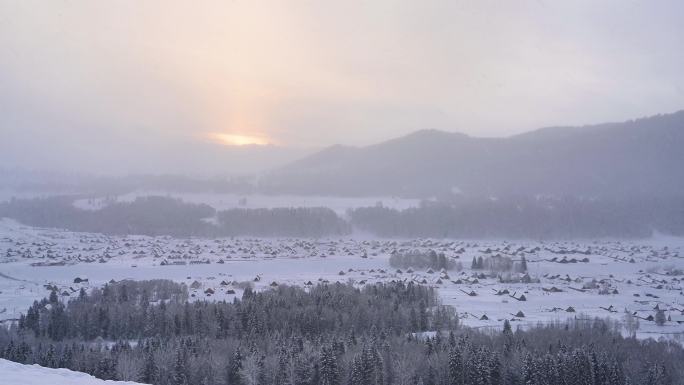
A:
[262,112,684,198]
[1,280,681,385]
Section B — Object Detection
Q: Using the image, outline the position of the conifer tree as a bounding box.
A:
[172,347,189,385]
[96,356,117,381]
[139,347,159,384]
[227,347,244,385]
[320,346,340,385]
[503,319,512,335]
[448,347,464,385]
[520,256,528,273]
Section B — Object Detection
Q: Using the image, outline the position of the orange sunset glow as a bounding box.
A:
[205,132,272,146]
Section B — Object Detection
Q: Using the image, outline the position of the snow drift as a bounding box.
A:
[0,359,146,385]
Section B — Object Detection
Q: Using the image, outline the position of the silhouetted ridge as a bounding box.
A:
[261,111,684,198]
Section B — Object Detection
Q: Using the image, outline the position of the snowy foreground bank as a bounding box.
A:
[0,359,146,385]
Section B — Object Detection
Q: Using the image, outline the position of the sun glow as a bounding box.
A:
[206,132,271,146]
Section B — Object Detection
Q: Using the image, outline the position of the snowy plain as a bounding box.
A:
[2,218,684,343]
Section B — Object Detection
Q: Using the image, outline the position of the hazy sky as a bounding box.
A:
[1,1,683,176]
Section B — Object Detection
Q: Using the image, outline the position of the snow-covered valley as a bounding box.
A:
[1,218,683,343]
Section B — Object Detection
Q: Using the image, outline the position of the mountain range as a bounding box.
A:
[260,111,684,198]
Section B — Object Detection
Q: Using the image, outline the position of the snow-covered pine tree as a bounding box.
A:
[448,347,464,385]
[172,347,189,385]
[139,346,159,384]
[227,347,244,385]
[320,346,340,385]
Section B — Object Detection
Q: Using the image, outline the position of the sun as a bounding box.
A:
[206,132,271,146]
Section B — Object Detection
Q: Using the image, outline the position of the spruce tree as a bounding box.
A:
[293,354,312,385]
[448,331,456,348]
[227,347,244,385]
[448,347,464,385]
[43,344,56,368]
[489,354,502,385]
[274,349,289,385]
[172,347,189,385]
[139,347,159,384]
[418,300,428,331]
[503,319,512,335]
[348,355,363,385]
[521,354,536,385]
[320,347,340,385]
[96,356,117,381]
[256,354,267,385]
[59,346,74,369]
[644,363,668,385]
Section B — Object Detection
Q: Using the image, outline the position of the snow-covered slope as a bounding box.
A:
[0,359,147,385]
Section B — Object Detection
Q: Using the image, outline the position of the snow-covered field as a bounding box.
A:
[1,218,684,342]
[0,359,146,385]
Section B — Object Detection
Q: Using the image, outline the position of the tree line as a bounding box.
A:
[2,194,683,239]
[389,250,456,271]
[0,280,682,385]
[0,196,349,237]
[348,195,684,239]
[217,207,350,238]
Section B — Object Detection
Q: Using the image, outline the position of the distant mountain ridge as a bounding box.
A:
[260,111,684,198]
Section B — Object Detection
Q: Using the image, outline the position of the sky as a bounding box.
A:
[1,0,683,176]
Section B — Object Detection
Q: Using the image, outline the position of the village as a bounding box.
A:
[1,218,683,342]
